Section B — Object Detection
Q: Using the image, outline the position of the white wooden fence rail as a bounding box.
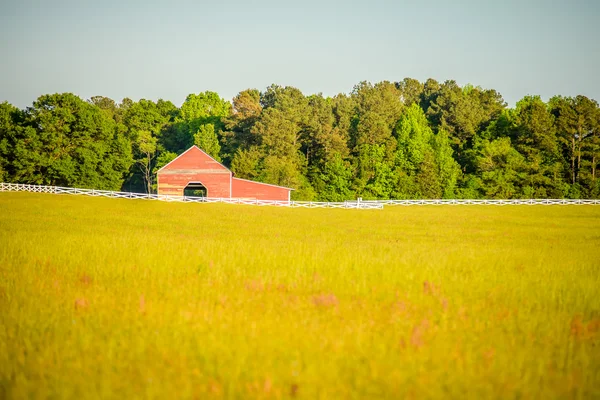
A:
[0,182,382,209]
[362,198,600,206]
[1,183,599,208]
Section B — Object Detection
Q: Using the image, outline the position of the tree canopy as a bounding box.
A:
[2,80,599,199]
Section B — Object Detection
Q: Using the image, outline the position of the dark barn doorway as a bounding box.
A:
[183,182,207,198]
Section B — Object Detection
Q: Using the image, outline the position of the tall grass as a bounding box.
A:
[1,192,599,399]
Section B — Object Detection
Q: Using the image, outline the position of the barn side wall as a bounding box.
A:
[231,178,290,201]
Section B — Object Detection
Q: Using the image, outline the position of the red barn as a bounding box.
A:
[156,146,293,201]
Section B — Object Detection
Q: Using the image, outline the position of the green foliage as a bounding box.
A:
[174,92,232,157]
[349,144,391,199]
[134,130,158,194]
[393,104,460,198]
[122,99,175,193]
[153,151,178,175]
[231,148,263,180]
[221,89,262,164]
[0,102,22,182]
[432,129,461,198]
[1,80,599,199]
[318,153,354,201]
[550,95,599,195]
[180,91,231,122]
[193,124,221,162]
[423,80,505,154]
[474,137,527,198]
[253,108,300,158]
[6,94,133,190]
[262,154,304,190]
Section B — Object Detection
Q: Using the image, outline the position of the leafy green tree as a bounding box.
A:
[511,96,558,157]
[171,92,231,155]
[355,144,395,199]
[180,91,231,124]
[253,108,300,159]
[135,130,158,194]
[194,123,221,161]
[415,150,442,198]
[317,153,354,201]
[262,154,304,189]
[260,85,308,121]
[473,137,527,198]
[393,104,460,198]
[349,81,402,196]
[432,129,461,198]
[550,95,599,195]
[123,99,174,192]
[240,86,315,198]
[300,94,336,167]
[351,81,402,148]
[222,89,262,164]
[423,80,505,158]
[89,96,119,121]
[331,93,356,149]
[11,93,132,189]
[582,107,600,196]
[152,151,178,191]
[231,147,263,180]
[0,102,23,182]
[508,96,563,197]
[396,77,424,106]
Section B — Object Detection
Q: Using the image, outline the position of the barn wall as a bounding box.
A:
[158,172,231,197]
[231,178,291,201]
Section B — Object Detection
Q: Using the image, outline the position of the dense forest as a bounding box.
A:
[1,78,599,200]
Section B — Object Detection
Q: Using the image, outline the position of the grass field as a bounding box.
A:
[0,192,599,399]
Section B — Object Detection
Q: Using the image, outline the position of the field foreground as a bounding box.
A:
[0,193,599,399]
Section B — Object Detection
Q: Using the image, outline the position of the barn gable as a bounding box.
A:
[157,146,229,173]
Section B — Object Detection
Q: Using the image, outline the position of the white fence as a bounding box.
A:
[0,183,382,210]
[363,198,600,206]
[1,182,599,208]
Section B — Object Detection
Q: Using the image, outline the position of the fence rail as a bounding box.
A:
[0,183,382,209]
[363,198,600,206]
[1,183,599,208]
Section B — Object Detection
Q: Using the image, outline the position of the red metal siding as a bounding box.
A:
[157,147,231,197]
[158,173,230,197]
[231,178,290,201]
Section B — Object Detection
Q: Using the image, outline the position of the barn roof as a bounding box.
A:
[156,145,229,174]
[232,177,294,191]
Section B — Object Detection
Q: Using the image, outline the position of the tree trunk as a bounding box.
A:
[145,153,152,194]
[146,169,152,194]
[571,136,576,184]
[577,129,582,183]
[138,152,153,194]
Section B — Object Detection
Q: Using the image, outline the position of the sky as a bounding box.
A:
[1,0,599,109]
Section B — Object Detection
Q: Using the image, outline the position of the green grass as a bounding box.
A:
[1,192,599,399]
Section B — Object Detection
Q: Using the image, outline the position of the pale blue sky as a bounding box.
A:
[1,0,598,109]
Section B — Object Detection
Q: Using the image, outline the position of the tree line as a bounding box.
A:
[1,78,599,200]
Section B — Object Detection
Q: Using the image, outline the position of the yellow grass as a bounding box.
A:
[1,192,599,399]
